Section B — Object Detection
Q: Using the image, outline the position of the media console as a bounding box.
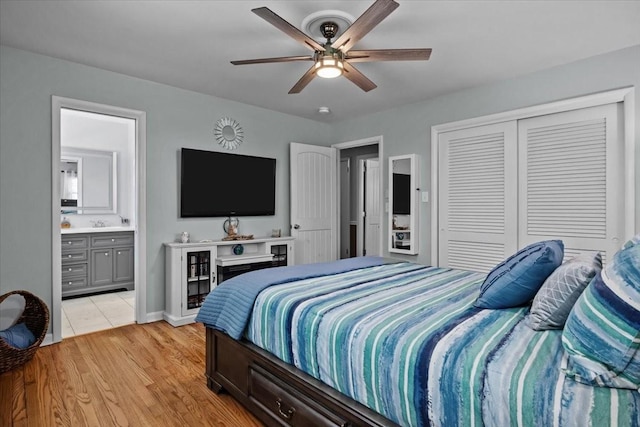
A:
[164,236,295,326]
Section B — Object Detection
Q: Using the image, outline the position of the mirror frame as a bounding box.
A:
[60,147,117,214]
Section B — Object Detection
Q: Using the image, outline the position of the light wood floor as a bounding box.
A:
[0,321,262,427]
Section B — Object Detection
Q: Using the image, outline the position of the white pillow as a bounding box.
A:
[0,294,26,331]
[528,252,602,330]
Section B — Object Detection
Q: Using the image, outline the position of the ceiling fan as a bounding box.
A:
[231,0,432,94]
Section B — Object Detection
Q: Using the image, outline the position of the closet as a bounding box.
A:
[437,102,625,273]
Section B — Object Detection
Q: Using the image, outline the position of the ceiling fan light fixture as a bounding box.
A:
[315,56,344,79]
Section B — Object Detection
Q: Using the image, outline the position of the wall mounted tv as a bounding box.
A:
[180,148,276,217]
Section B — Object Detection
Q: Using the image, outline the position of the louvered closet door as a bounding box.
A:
[439,122,518,273]
[518,103,623,263]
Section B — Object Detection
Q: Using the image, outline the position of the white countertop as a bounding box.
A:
[61,226,134,234]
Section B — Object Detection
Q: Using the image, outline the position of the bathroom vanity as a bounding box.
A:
[61,228,134,298]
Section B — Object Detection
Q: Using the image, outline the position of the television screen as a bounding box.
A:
[180,148,276,217]
[392,173,411,215]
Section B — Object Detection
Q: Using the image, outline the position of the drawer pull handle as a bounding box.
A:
[68,268,72,271]
[111,238,115,242]
[275,398,295,420]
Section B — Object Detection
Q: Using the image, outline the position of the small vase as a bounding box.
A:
[181,232,190,243]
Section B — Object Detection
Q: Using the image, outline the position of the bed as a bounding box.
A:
[196,256,640,426]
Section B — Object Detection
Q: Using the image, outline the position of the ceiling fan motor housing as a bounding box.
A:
[320,21,339,41]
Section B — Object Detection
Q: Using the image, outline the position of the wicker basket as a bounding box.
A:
[0,290,50,374]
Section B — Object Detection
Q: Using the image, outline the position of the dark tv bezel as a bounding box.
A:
[180,148,276,218]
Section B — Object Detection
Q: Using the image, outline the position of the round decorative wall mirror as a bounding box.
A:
[214,117,243,150]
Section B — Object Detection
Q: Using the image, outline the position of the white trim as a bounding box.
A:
[333,136,384,257]
[431,87,635,266]
[51,96,147,343]
[147,311,165,323]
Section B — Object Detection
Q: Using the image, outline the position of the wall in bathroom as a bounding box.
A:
[60,109,135,228]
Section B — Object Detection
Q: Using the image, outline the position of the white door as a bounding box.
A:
[438,121,518,273]
[339,158,351,259]
[518,103,623,263]
[290,142,338,264]
[364,158,381,256]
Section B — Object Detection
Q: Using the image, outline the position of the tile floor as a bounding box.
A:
[62,290,135,338]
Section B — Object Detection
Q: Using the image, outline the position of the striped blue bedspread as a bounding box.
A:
[244,261,640,427]
[195,256,392,339]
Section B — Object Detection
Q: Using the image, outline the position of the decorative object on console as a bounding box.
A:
[180,232,190,243]
[222,234,254,241]
[232,244,244,255]
[223,217,239,237]
[214,117,243,150]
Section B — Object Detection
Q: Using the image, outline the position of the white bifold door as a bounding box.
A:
[439,103,624,273]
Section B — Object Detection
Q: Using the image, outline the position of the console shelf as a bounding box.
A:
[164,236,294,326]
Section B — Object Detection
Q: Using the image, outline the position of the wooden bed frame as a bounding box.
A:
[206,328,399,427]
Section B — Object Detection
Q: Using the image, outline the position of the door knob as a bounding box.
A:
[293,224,300,229]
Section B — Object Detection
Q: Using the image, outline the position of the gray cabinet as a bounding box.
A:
[61,231,134,298]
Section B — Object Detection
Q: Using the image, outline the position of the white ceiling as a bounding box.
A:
[1,1,639,123]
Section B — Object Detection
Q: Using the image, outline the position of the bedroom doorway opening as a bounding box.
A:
[51,97,147,343]
[334,136,383,258]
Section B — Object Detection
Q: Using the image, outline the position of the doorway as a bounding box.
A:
[334,136,383,258]
[51,97,147,342]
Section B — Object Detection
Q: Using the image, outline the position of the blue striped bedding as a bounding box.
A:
[243,261,639,427]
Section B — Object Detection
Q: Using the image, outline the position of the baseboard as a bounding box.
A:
[41,333,54,347]
[145,311,165,323]
[162,312,196,327]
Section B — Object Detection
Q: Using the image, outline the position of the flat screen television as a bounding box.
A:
[180,148,276,217]
[392,173,411,215]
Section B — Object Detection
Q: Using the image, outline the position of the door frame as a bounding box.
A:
[333,136,384,258]
[51,96,147,343]
[430,87,635,266]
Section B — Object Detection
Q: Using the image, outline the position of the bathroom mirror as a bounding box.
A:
[60,147,117,214]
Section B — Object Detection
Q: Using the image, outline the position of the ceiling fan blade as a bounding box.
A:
[331,0,399,53]
[342,62,377,92]
[346,48,432,63]
[288,65,317,94]
[252,7,325,52]
[231,55,313,65]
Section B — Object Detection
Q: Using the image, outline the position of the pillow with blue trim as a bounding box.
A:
[475,240,564,309]
[562,234,640,389]
[0,322,36,349]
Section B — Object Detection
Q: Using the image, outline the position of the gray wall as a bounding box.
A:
[1,44,639,319]
[0,45,331,315]
[331,45,640,266]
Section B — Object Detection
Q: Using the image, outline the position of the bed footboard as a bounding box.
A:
[206,328,397,427]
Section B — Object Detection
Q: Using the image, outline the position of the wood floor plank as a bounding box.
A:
[0,321,261,427]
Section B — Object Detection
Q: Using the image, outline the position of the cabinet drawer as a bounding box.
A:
[62,250,88,264]
[249,367,346,427]
[61,236,89,251]
[61,263,88,280]
[62,277,88,288]
[91,233,134,248]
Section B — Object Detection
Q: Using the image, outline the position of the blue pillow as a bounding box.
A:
[475,240,564,309]
[561,234,640,389]
[0,322,36,349]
